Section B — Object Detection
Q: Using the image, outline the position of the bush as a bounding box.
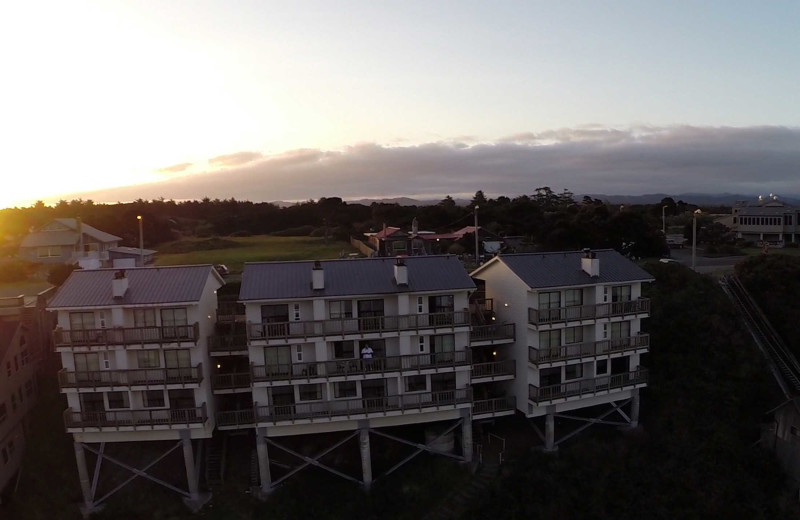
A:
[0,260,37,283]
[47,263,79,286]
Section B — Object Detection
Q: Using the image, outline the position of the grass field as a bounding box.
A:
[154,236,360,273]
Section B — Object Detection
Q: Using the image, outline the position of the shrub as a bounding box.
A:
[47,263,80,286]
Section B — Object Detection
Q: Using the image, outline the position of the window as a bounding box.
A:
[334,381,357,398]
[539,291,561,309]
[298,384,322,401]
[292,303,301,321]
[161,308,188,338]
[134,308,156,327]
[37,246,61,258]
[0,403,6,424]
[417,296,424,313]
[329,300,353,320]
[608,321,631,340]
[265,346,291,375]
[429,295,454,313]
[333,340,355,359]
[564,326,583,345]
[539,329,561,349]
[70,312,96,330]
[430,334,455,362]
[564,364,583,380]
[596,359,609,375]
[262,304,289,323]
[565,289,583,307]
[611,285,632,302]
[405,375,427,392]
[357,299,384,331]
[137,350,161,368]
[419,336,425,353]
[143,390,165,408]
[80,392,105,412]
[295,345,303,362]
[164,349,191,368]
[391,240,407,252]
[107,391,130,409]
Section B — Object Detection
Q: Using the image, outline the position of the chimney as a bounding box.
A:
[394,257,408,286]
[112,270,129,298]
[580,249,600,277]
[312,260,324,290]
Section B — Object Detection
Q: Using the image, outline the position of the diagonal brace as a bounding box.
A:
[268,431,360,486]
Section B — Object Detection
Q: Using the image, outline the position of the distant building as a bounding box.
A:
[368,220,507,257]
[732,197,800,246]
[108,246,157,267]
[19,218,121,268]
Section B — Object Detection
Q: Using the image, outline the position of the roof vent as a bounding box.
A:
[394,257,408,286]
[312,260,324,290]
[581,249,600,277]
[112,270,129,298]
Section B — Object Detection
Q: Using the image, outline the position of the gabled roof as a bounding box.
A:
[473,249,654,289]
[240,255,475,301]
[48,265,223,309]
[20,218,121,248]
[374,227,403,239]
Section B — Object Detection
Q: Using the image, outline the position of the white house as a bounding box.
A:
[471,249,653,449]
[48,265,224,513]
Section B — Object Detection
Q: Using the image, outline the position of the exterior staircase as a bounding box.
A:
[205,434,227,486]
[249,449,260,488]
[422,458,500,520]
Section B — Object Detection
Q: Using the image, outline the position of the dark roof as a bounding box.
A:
[240,256,476,301]
[481,249,654,289]
[0,321,20,362]
[108,246,158,256]
[48,265,223,308]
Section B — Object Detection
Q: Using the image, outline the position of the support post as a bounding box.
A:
[629,388,640,429]
[461,408,473,463]
[359,420,372,490]
[255,427,272,498]
[181,431,210,512]
[544,407,557,452]
[74,442,97,516]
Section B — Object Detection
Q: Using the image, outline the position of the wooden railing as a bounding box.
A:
[528,368,648,404]
[53,323,200,347]
[208,334,248,352]
[63,403,207,429]
[212,372,251,390]
[254,388,471,424]
[248,311,470,341]
[469,323,515,343]
[251,350,470,383]
[528,299,650,325]
[472,396,516,416]
[528,334,650,364]
[471,359,516,379]
[58,364,202,389]
[216,408,256,428]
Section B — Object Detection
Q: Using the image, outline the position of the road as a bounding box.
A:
[667,247,748,274]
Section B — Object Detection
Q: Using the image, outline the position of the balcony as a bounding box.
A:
[251,350,471,384]
[63,404,207,431]
[469,323,515,345]
[58,365,203,390]
[471,359,516,382]
[248,311,470,342]
[528,334,650,365]
[528,368,648,405]
[53,323,200,348]
[216,408,256,429]
[472,396,516,419]
[528,298,650,326]
[208,334,248,355]
[212,372,251,392]
[254,388,472,425]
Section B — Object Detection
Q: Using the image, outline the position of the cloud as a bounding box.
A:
[208,151,263,167]
[155,162,192,174]
[61,125,800,204]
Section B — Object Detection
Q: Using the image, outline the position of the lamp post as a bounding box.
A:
[474,205,480,266]
[662,205,667,235]
[691,209,701,270]
[137,215,144,266]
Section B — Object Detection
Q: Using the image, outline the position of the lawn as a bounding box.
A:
[154,236,359,273]
[742,246,800,257]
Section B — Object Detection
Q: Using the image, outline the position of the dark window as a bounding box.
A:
[107,392,130,409]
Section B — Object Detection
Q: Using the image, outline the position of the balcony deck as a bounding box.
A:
[251,351,471,385]
[58,365,203,390]
[54,323,200,349]
[208,334,248,356]
[471,359,516,383]
[248,311,470,342]
[472,396,517,419]
[212,372,252,393]
[528,299,650,327]
[469,323,515,346]
[528,334,650,366]
[528,368,648,405]
[63,404,207,431]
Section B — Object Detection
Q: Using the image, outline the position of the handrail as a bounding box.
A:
[58,364,203,388]
[472,396,516,416]
[528,299,650,325]
[529,334,650,364]
[469,323,515,343]
[212,372,252,389]
[248,311,471,340]
[63,404,207,429]
[251,350,470,382]
[207,334,249,351]
[528,368,648,403]
[471,359,516,379]
[53,322,200,347]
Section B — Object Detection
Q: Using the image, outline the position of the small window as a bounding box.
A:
[405,375,427,393]
[417,296,424,313]
[596,359,609,375]
[333,340,355,359]
[298,384,322,402]
[292,303,301,321]
[107,391,130,409]
[143,390,165,408]
[419,336,425,353]
[334,381,357,398]
[295,345,303,362]
[564,364,583,381]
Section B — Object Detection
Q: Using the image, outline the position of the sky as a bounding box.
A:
[1,1,798,208]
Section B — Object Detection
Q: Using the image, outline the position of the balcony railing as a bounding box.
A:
[54,323,200,347]
[528,368,648,404]
[472,396,516,417]
[58,365,203,389]
[469,323,515,344]
[212,372,251,390]
[471,359,516,380]
[63,403,207,430]
[255,388,471,424]
[528,334,650,364]
[208,334,248,353]
[528,299,650,325]
[216,408,256,428]
[251,350,470,383]
[248,311,470,341]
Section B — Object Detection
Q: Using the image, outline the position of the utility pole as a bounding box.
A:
[137,215,144,266]
[474,206,480,266]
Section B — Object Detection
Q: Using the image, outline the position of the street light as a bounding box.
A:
[474,205,480,266]
[691,209,701,270]
[137,215,144,266]
[662,205,668,235]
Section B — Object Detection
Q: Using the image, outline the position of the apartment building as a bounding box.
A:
[48,265,224,513]
[471,249,652,449]
[732,198,800,246]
